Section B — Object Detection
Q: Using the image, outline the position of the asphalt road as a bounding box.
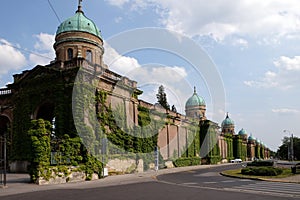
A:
[1,164,299,200]
[158,163,300,198]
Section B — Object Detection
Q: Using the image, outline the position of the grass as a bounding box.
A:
[222,168,294,179]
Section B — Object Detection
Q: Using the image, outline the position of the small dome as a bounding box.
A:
[185,87,206,107]
[238,128,247,136]
[56,9,102,39]
[248,134,256,141]
[221,113,234,127]
[256,139,261,144]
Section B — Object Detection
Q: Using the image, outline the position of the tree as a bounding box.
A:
[156,85,170,110]
[171,105,177,113]
[276,136,300,160]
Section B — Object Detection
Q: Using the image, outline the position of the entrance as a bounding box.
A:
[0,115,9,187]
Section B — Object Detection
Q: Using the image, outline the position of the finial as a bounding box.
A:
[226,112,229,118]
[76,0,83,13]
[194,86,196,93]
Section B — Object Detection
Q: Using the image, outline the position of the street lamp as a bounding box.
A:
[0,132,7,188]
[283,130,294,162]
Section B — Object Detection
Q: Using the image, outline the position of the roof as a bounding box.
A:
[221,113,234,127]
[248,134,256,141]
[185,87,206,107]
[56,9,102,39]
[238,128,247,136]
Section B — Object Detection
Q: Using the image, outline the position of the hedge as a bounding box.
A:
[241,167,283,176]
[247,160,274,167]
[173,157,201,167]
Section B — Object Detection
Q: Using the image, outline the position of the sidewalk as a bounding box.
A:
[0,164,230,196]
[1,163,299,197]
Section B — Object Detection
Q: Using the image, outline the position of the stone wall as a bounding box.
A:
[36,166,99,185]
[106,158,143,175]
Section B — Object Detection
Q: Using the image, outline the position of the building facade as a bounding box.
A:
[0,3,269,173]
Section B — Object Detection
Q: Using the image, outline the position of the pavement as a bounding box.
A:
[0,163,299,197]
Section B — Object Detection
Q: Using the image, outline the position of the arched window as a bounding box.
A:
[86,50,92,62]
[67,48,73,60]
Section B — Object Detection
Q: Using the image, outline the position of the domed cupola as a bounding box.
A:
[221,113,235,134]
[238,128,248,140]
[56,7,102,39]
[53,2,104,66]
[185,87,206,119]
[248,134,256,143]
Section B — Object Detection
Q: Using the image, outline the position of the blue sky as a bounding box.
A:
[1,0,300,151]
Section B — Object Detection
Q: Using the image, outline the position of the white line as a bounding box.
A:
[221,180,235,183]
[233,186,300,194]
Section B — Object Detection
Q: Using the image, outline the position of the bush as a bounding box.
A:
[173,157,200,167]
[241,167,283,176]
[247,160,274,167]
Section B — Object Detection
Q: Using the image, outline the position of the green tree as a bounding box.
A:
[156,85,170,110]
[277,136,300,160]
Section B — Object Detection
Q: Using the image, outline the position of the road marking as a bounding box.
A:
[238,179,253,182]
[231,182,300,196]
[182,182,198,185]
[221,180,235,183]
[203,182,217,184]
[194,172,218,177]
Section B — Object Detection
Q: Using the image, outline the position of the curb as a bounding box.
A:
[220,172,300,184]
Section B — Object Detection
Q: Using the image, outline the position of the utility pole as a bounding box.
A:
[291,134,294,162]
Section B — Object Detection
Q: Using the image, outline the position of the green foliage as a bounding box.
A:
[247,160,274,167]
[28,119,51,165]
[173,157,201,167]
[241,167,283,176]
[156,85,170,110]
[277,136,300,160]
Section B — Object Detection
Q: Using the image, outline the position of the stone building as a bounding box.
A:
[0,2,269,173]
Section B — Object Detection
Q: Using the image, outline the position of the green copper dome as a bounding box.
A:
[238,128,247,136]
[185,87,206,107]
[248,134,255,141]
[221,113,234,127]
[56,9,102,39]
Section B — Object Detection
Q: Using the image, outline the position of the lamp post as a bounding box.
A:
[0,132,6,188]
[283,130,294,162]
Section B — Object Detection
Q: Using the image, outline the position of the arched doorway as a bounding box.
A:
[0,115,10,185]
[36,102,55,122]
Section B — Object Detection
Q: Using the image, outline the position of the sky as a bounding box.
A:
[1,0,300,151]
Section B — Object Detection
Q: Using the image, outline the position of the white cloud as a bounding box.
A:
[29,33,55,66]
[0,39,27,75]
[107,0,300,42]
[274,56,300,71]
[105,0,130,8]
[232,38,248,48]
[272,108,300,114]
[103,43,141,75]
[244,56,300,90]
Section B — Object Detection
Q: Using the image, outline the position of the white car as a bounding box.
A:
[230,158,242,163]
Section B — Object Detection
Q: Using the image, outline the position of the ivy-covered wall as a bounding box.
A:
[200,120,220,164]
[11,66,78,161]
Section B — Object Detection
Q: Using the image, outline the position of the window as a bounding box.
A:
[86,50,92,62]
[67,48,73,60]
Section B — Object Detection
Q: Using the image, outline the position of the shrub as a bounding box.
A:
[247,160,274,167]
[173,157,200,167]
[241,167,283,176]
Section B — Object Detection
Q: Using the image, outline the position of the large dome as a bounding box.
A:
[56,9,102,39]
[248,134,256,141]
[185,88,206,107]
[221,113,234,127]
[238,128,247,136]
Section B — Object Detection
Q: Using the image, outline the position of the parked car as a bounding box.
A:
[230,158,242,163]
